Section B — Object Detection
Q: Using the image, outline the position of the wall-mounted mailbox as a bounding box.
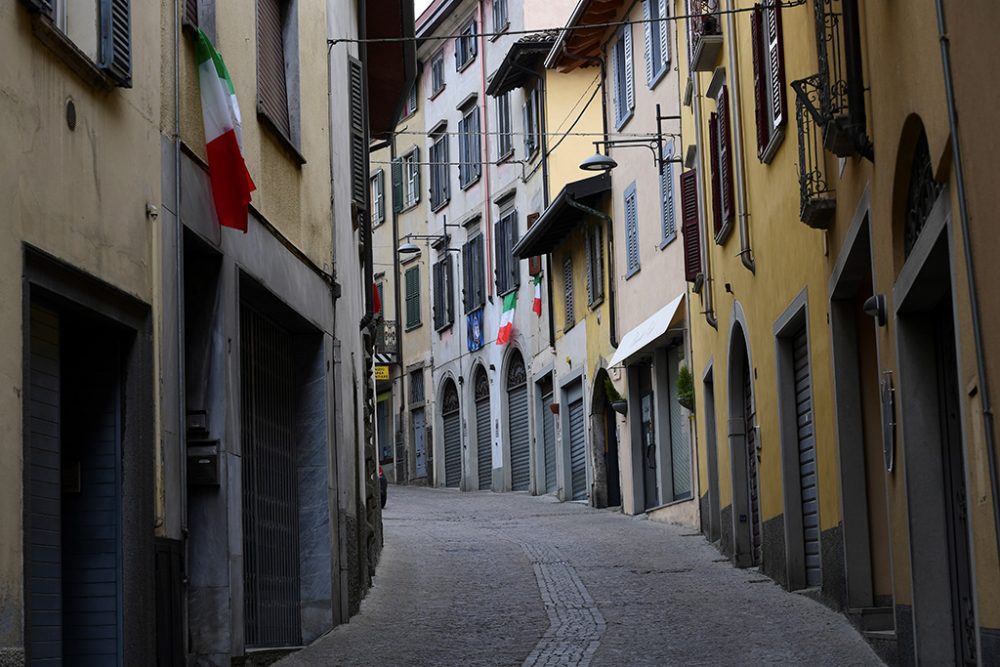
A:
[187,442,220,487]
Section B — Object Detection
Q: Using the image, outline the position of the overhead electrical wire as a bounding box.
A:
[329,1,807,45]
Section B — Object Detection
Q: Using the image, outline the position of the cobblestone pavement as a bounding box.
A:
[278,486,882,667]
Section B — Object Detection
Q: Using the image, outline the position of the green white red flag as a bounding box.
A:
[497,291,517,345]
[532,275,542,316]
[196,29,255,233]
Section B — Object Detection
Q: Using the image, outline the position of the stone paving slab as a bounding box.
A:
[277,487,883,667]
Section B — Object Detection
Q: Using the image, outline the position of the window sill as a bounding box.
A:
[30,15,119,91]
[460,175,481,191]
[401,201,420,213]
[457,57,477,74]
[489,22,510,42]
[497,286,519,299]
[615,110,634,132]
[648,65,668,90]
[257,108,307,166]
[714,220,733,245]
[758,126,786,165]
[659,232,677,250]
[431,199,450,213]
[435,322,454,334]
[430,86,446,101]
[588,296,604,311]
[405,322,423,332]
[625,266,641,280]
[496,149,515,165]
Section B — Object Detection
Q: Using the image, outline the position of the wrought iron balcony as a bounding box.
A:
[375,319,398,361]
[687,0,723,72]
[793,82,835,229]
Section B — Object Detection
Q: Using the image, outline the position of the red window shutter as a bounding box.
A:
[680,170,702,283]
[527,212,542,276]
[708,112,722,236]
[718,86,735,226]
[751,5,769,158]
[767,3,787,132]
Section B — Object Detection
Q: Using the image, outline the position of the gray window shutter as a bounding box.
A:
[258,0,290,134]
[659,0,670,67]
[522,102,531,156]
[348,57,367,207]
[391,161,403,213]
[662,150,676,242]
[626,186,639,273]
[412,148,421,203]
[462,242,472,312]
[585,234,594,305]
[623,25,635,114]
[564,256,575,327]
[102,0,133,86]
[595,226,604,299]
[643,0,654,86]
[613,40,623,126]
[443,135,451,200]
[510,213,520,289]
[472,108,482,180]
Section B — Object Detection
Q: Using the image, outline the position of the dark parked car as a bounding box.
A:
[379,465,387,508]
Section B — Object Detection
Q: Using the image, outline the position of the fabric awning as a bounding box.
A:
[608,293,686,367]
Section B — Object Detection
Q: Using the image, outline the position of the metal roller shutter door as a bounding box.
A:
[745,363,761,567]
[542,391,556,493]
[476,398,492,490]
[793,327,821,587]
[508,385,531,491]
[568,398,587,501]
[443,411,462,488]
[669,347,692,500]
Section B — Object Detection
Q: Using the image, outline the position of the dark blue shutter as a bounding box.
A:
[103,0,133,86]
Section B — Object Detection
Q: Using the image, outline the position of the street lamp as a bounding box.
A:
[579,105,682,174]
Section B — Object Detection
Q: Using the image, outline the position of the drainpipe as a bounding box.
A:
[477,0,494,299]
[723,0,754,274]
[935,0,1000,566]
[390,135,405,483]
[570,47,619,349]
[171,0,190,657]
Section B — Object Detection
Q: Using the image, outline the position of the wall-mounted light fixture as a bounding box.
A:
[580,104,682,175]
[863,294,887,327]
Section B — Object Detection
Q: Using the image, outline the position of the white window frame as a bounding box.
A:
[431,50,446,96]
[403,151,419,208]
[496,92,514,160]
[522,87,540,159]
[493,0,509,33]
[370,169,385,226]
[456,19,478,71]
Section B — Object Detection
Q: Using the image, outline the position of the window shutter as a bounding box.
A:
[412,147,421,203]
[596,226,604,299]
[751,5,770,158]
[626,187,639,273]
[767,4,787,131]
[643,0,654,86]
[472,108,482,180]
[708,112,722,236]
[462,242,472,312]
[659,0,670,67]
[680,170,702,282]
[494,220,504,292]
[563,256,575,327]
[184,0,199,27]
[445,256,454,324]
[613,40,623,127]
[19,0,54,18]
[474,235,485,307]
[391,161,403,213]
[661,150,676,242]
[470,21,478,57]
[522,102,531,157]
[623,26,635,114]
[348,57,367,207]
[102,0,133,86]
[718,87,734,225]
[585,232,594,305]
[509,213,520,289]
[527,212,542,276]
[258,0,291,135]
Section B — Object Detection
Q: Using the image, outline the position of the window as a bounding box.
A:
[493,0,509,32]
[496,92,514,160]
[370,170,385,225]
[25,0,133,87]
[643,0,671,87]
[431,50,446,96]
[433,256,455,331]
[563,256,575,330]
[660,141,677,246]
[409,368,425,403]
[429,131,450,210]
[680,170,702,282]
[456,19,478,70]
[624,183,640,277]
[708,86,734,238]
[522,87,540,158]
[458,104,482,189]
[402,80,418,118]
[462,235,486,313]
[612,25,635,129]
[405,266,421,329]
[391,150,421,212]
[257,0,299,145]
[494,207,520,295]
[751,2,786,162]
[586,225,604,306]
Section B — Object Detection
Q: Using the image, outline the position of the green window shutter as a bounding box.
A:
[391,159,403,213]
[102,0,133,87]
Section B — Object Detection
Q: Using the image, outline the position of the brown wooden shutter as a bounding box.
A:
[680,170,702,282]
[526,212,542,276]
[767,4,787,132]
[751,5,769,159]
[718,86,734,226]
[708,113,722,236]
[257,0,290,136]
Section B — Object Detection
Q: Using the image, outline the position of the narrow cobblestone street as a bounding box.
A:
[278,487,882,666]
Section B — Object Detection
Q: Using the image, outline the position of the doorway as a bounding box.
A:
[441,380,462,488]
[413,409,427,479]
[728,322,760,568]
[474,366,492,491]
[702,368,721,543]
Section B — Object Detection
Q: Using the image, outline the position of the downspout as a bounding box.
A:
[935,0,1000,566]
[477,0,494,299]
[570,47,619,349]
[171,0,189,656]
[359,0,375,327]
[390,134,405,483]
[723,0,754,273]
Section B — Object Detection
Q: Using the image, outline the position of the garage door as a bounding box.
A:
[442,381,462,488]
[541,389,556,493]
[568,397,587,501]
[507,353,530,491]
[793,326,821,587]
[474,369,492,490]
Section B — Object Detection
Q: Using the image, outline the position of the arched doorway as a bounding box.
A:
[591,369,621,508]
[728,320,760,568]
[506,350,531,491]
[441,379,462,488]
[473,366,492,491]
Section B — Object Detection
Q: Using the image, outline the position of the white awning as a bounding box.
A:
[608,293,686,368]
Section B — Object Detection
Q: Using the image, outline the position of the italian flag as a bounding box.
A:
[496,291,517,345]
[532,275,542,316]
[196,29,256,233]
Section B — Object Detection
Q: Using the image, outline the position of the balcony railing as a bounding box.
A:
[375,319,398,361]
[793,81,835,229]
[688,0,723,72]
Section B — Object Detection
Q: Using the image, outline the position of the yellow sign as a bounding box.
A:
[374,365,390,381]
